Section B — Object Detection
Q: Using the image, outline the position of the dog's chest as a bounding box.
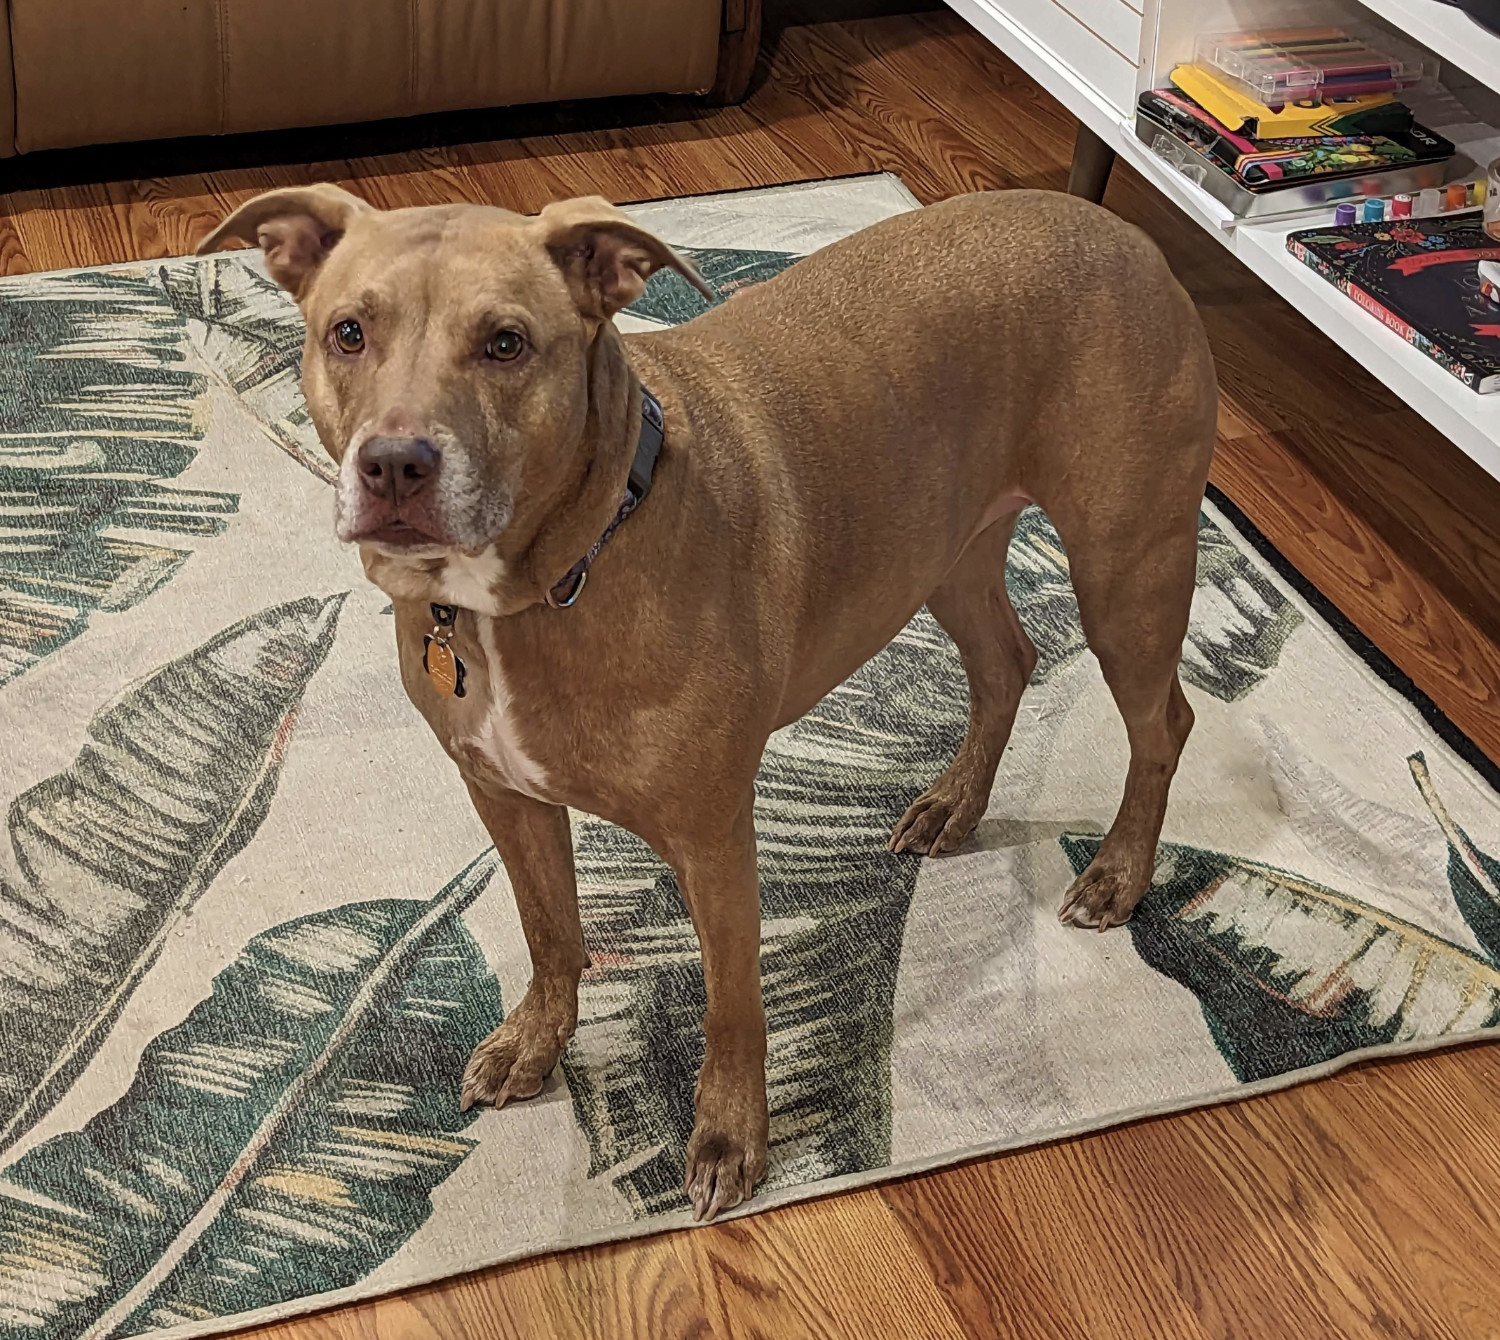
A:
[410,615,553,802]
[462,620,554,799]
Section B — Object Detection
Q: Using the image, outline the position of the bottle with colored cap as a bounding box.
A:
[1361,197,1385,224]
[1392,193,1412,218]
[1334,201,1356,227]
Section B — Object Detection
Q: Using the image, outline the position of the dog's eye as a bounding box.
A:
[332,319,364,354]
[485,329,526,362]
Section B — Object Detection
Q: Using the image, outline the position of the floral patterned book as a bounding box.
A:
[1287,211,1500,392]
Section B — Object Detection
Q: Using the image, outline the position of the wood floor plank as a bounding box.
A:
[238,1255,581,1340]
[240,1304,378,1340]
[12,11,1500,1340]
[1274,410,1500,642]
[1209,430,1500,764]
[885,1149,1214,1340]
[552,1232,723,1339]
[673,1191,969,1340]
[1197,296,1409,429]
[879,1168,1098,1340]
[1089,1093,1470,1339]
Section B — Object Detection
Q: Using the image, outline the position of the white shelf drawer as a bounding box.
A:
[1054,0,1143,58]
[956,0,1143,115]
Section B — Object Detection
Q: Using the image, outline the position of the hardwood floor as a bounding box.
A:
[11,11,1500,1337]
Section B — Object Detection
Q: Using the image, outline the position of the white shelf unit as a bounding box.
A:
[1237,215,1500,479]
[943,0,1136,147]
[945,0,1500,485]
[946,0,1240,234]
[1114,126,1237,238]
[1356,0,1500,94]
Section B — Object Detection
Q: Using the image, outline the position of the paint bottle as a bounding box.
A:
[1391,193,1412,219]
[1418,187,1442,217]
[1446,181,1469,211]
[1334,201,1357,227]
[1480,259,1500,305]
[1361,197,1385,224]
[1487,157,1500,239]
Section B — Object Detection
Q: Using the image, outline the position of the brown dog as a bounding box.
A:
[198,184,1216,1220]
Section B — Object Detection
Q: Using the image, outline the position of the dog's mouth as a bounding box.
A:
[345,517,456,554]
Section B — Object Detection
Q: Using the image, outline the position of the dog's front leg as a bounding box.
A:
[458,782,587,1112]
[669,796,769,1222]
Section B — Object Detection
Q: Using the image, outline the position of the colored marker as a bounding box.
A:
[1334,201,1357,226]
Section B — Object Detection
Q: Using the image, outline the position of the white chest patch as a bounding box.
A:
[365,547,511,614]
[458,616,553,802]
[433,550,510,614]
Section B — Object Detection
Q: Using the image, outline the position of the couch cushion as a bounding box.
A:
[413,0,720,114]
[12,0,222,153]
[225,1,416,137]
[10,0,721,154]
[0,2,13,157]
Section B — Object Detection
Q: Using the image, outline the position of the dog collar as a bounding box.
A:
[545,385,664,609]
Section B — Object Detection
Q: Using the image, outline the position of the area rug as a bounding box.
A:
[3,173,1500,1339]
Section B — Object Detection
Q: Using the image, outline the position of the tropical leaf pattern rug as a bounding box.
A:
[1,174,1498,1338]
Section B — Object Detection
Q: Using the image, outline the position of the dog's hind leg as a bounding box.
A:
[891,510,1036,856]
[1054,501,1199,930]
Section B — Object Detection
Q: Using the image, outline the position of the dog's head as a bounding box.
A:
[197,184,707,567]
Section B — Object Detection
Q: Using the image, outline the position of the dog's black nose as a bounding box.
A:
[357,436,441,502]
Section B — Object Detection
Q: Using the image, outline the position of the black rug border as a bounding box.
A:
[1204,481,1500,796]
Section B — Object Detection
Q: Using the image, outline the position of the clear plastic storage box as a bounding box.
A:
[1193,28,1429,106]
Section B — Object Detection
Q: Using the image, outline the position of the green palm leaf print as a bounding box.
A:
[1061,834,1500,1082]
[0,852,501,1338]
[625,246,800,325]
[1410,751,1500,963]
[0,269,239,686]
[155,257,335,483]
[1007,509,1302,700]
[0,594,346,1154]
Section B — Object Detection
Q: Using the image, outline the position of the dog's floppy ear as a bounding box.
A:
[195,183,373,299]
[538,196,714,323]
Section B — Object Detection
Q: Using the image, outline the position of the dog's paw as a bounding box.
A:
[459,984,575,1113]
[889,778,985,857]
[1058,850,1151,931]
[684,1119,768,1224]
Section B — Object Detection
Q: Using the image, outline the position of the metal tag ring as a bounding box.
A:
[547,567,588,609]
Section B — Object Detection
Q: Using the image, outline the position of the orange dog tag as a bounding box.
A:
[424,636,460,696]
[422,603,467,698]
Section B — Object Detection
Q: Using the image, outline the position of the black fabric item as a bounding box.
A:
[1435,0,1500,34]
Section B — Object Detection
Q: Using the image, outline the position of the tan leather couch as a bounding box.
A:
[0,0,756,157]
